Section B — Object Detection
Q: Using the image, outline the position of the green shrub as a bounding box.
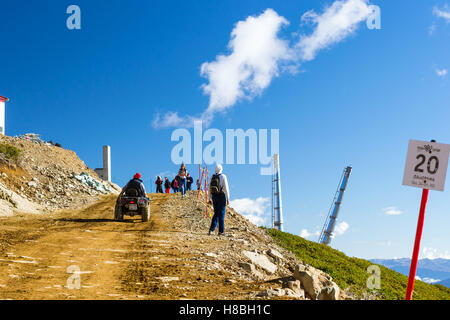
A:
[0,143,22,162]
[264,228,450,300]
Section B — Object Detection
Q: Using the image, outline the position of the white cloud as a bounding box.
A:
[152,112,203,129]
[436,68,448,78]
[300,229,320,239]
[201,9,294,117]
[334,221,349,236]
[429,23,437,35]
[297,0,372,61]
[433,6,450,22]
[383,206,403,216]
[154,1,373,128]
[422,247,450,260]
[302,221,349,240]
[229,197,270,226]
[422,277,441,284]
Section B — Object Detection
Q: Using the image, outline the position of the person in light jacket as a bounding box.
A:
[208,164,230,236]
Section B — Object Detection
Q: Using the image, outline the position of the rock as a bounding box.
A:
[293,264,323,299]
[27,181,37,188]
[242,251,277,274]
[238,262,263,279]
[238,262,255,273]
[293,264,340,300]
[283,279,301,292]
[284,288,305,299]
[267,248,283,261]
[234,239,249,246]
[318,283,340,300]
[257,288,284,298]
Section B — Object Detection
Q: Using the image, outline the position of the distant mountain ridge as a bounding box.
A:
[371,258,450,288]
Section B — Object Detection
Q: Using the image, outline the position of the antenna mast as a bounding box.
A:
[319,166,352,245]
[272,154,284,231]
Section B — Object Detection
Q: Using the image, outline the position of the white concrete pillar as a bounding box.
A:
[94,145,111,182]
[103,145,111,182]
[0,95,8,135]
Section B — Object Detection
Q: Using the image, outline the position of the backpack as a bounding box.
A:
[209,174,222,195]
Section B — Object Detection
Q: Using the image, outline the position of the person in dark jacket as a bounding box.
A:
[155,176,163,193]
[186,173,194,191]
[164,177,171,193]
[171,176,179,193]
[121,173,147,197]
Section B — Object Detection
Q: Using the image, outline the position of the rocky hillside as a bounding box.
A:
[156,191,351,300]
[0,134,120,216]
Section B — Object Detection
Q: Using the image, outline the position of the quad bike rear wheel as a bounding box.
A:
[114,203,124,221]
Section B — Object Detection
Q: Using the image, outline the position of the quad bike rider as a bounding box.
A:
[115,173,150,222]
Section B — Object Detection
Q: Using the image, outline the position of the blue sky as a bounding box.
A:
[1,0,450,260]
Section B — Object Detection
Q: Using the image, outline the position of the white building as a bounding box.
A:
[0,95,9,135]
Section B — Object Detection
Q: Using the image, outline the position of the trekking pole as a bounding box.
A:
[197,166,204,199]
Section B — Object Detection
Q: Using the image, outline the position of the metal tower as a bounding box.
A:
[319,166,352,245]
[271,154,284,231]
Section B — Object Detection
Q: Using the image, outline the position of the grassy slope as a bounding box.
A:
[265,228,450,300]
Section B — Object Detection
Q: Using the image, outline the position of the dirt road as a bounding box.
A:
[0,193,275,300]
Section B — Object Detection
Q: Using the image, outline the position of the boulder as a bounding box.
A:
[238,262,264,278]
[318,283,341,300]
[293,264,340,300]
[238,262,255,273]
[242,251,277,274]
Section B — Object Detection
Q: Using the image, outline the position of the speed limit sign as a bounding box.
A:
[402,140,450,192]
[402,139,450,300]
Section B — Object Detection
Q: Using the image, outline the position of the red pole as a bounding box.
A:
[405,188,429,300]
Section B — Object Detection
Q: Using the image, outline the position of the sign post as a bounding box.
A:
[402,140,450,300]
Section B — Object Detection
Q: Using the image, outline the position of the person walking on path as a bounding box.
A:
[208,164,230,236]
[178,163,187,198]
[186,173,193,191]
[155,176,164,193]
[164,177,171,193]
[172,176,179,193]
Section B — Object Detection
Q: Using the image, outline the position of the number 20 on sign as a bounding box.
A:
[402,140,450,300]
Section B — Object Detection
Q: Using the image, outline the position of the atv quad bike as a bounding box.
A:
[114,188,150,222]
